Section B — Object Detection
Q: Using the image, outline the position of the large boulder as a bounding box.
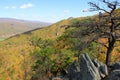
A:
[93,59,108,78]
[67,53,120,80]
[93,59,101,68]
[99,63,108,78]
[68,61,80,80]
[78,53,101,80]
[110,62,120,70]
[107,70,120,80]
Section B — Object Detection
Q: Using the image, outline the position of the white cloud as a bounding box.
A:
[12,6,16,9]
[63,10,70,13]
[4,3,33,10]
[4,6,9,9]
[20,3,33,9]
[4,6,17,9]
[82,8,95,12]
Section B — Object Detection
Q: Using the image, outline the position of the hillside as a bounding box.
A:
[0,9,120,80]
[0,19,71,80]
[0,18,51,39]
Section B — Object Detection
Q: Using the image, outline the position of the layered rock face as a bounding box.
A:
[68,53,120,80]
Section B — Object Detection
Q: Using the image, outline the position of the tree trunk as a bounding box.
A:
[105,46,113,66]
[105,36,115,66]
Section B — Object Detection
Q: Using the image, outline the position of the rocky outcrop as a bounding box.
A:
[68,61,80,80]
[79,54,101,80]
[68,53,101,80]
[99,63,108,78]
[110,62,120,70]
[93,59,108,78]
[107,70,120,80]
[67,53,120,80]
[106,62,120,80]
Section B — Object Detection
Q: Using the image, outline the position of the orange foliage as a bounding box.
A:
[98,38,120,63]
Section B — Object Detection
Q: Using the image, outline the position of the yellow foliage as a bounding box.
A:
[98,38,120,63]
[0,19,68,80]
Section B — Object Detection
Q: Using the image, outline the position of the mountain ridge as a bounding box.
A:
[0,18,51,39]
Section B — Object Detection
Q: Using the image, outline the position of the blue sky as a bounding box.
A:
[0,0,103,23]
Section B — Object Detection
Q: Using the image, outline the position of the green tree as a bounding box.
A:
[51,49,74,76]
[31,46,55,80]
[87,0,120,65]
[31,35,76,79]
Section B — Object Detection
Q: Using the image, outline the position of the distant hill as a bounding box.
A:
[0,18,51,38]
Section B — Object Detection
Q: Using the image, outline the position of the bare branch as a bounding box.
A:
[112,16,120,20]
[115,33,120,39]
[94,40,108,48]
[115,23,120,29]
[88,2,110,13]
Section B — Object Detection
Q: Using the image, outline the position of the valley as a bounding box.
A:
[0,38,4,41]
[0,18,51,39]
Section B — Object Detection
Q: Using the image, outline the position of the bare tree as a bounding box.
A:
[88,0,120,65]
